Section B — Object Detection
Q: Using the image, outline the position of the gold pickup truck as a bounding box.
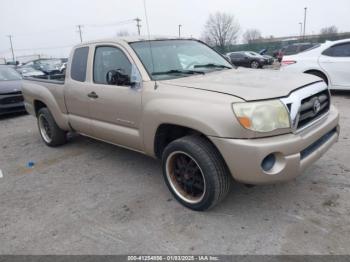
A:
[22,37,340,211]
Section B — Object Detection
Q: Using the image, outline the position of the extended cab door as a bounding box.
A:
[87,45,143,151]
[64,46,94,135]
[319,42,350,88]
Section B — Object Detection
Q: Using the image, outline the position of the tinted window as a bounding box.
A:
[299,44,314,52]
[93,46,131,84]
[284,45,299,55]
[230,53,244,59]
[71,47,89,82]
[323,43,350,57]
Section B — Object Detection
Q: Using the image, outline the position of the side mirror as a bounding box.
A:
[106,69,130,86]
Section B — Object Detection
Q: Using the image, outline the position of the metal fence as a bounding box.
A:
[215,32,350,55]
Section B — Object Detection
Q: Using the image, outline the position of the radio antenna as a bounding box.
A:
[143,0,158,89]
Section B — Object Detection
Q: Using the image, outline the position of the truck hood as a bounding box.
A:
[163,68,321,101]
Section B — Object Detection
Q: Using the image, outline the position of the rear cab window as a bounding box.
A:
[71,47,89,82]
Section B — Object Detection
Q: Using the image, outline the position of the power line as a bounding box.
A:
[14,44,74,52]
[8,19,136,39]
[86,19,135,28]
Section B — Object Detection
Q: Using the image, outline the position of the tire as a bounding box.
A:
[251,60,260,69]
[37,108,67,147]
[162,135,231,211]
[305,71,328,85]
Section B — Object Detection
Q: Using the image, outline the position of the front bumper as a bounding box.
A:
[0,102,25,115]
[210,106,340,184]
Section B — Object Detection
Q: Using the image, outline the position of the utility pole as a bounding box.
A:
[7,35,15,62]
[135,17,141,36]
[178,24,182,38]
[299,22,303,39]
[77,25,83,43]
[303,7,307,39]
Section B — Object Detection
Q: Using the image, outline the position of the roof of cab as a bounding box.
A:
[73,36,196,48]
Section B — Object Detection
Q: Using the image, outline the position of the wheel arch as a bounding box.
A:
[153,123,214,159]
[304,69,330,85]
[32,97,70,131]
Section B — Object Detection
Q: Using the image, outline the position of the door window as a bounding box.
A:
[93,46,132,85]
[323,43,350,57]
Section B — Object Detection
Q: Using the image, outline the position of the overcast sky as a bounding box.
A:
[1,0,350,59]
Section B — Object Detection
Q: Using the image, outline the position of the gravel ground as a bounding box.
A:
[0,93,349,255]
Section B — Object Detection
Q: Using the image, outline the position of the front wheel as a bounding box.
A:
[37,108,67,147]
[162,136,231,211]
[251,60,260,69]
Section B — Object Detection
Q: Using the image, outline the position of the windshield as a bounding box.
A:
[130,40,232,80]
[0,67,22,81]
[40,59,62,66]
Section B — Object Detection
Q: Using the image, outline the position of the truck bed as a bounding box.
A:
[25,74,65,84]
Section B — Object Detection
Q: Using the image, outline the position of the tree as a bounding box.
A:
[202,12,240,48]
[242,29,262,44]
[320,26,338,36]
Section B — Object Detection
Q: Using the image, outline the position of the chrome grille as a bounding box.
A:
[281,82,330,132]
[297,90,330,129]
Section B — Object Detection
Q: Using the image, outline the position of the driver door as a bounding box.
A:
[87,45,143,151]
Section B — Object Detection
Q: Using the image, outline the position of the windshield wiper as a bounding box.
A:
[152,69,205,76]
[193,63,231,69]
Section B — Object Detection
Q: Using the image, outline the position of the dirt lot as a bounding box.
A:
[0,93,349,255]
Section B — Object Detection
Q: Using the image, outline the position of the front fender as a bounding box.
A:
[141,95,246,156]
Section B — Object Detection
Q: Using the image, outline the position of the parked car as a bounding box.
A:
[16,66,45,77]
[0,65,25,115]
[259,49,274,65]
[23,59,62,75]
[5,61,19,67]
[227,51,266,68]
[280,39,350,90]
[275,43,316,62]
[22,37,339,211]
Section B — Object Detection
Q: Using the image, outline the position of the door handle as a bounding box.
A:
[87,91,98,99]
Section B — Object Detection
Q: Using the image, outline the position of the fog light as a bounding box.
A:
[261,154,276,171]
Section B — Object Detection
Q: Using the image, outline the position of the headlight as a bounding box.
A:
[232,100,291,132]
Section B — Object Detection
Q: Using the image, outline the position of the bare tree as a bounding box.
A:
[116,30,130,37]
[202,12,240,48]
[242,29,262,44]
[320,25,338,36]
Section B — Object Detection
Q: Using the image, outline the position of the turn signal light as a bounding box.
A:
[237,117,252,128]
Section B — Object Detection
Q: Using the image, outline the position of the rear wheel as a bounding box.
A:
[37,108,67,147]
[162,136,231,211]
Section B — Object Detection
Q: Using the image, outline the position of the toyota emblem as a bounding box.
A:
[313,99,321,114]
